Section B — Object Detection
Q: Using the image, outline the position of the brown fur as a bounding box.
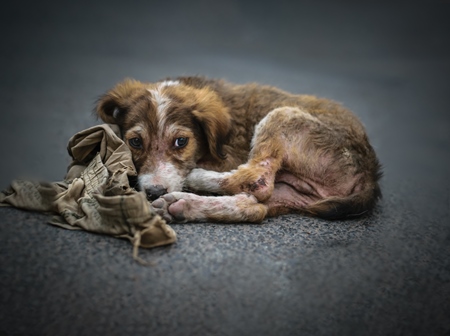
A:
[96,76,382,223]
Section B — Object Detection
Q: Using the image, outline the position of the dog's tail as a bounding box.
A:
[302,182,382,220]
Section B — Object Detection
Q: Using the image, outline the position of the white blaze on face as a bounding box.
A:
[147,80,180,136]
[148,87,169,119]
[140,80,184,192]
[138,162,185,193]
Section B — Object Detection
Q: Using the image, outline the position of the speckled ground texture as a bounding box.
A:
[1,1,449,336]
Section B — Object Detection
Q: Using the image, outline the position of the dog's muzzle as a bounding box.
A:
[145,185,168,201]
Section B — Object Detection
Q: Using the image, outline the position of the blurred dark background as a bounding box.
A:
[1,1,449,335]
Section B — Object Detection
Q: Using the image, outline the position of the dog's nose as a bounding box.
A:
[145,185,168,201]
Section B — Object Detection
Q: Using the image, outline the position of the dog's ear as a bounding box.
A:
[191,91,231,160]
[95,79,145,124]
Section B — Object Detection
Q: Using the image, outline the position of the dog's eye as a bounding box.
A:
[129,137,143,149]
[174,137,188,148]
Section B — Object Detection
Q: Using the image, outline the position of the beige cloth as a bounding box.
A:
[0,124,176,261]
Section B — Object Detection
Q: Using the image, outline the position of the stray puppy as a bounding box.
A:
[96,76,381,223]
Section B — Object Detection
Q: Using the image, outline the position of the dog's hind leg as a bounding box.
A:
[152,192,268,223]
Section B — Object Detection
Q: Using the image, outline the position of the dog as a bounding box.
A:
[96,76,381,223]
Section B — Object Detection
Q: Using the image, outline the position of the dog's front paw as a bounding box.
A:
[152,193,187,223]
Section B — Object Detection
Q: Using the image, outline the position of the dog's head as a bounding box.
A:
[96,78,231,200]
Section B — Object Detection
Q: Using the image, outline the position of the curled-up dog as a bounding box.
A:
[96,76,382,223]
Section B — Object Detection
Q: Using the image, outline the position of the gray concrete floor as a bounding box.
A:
[1,1,449,335]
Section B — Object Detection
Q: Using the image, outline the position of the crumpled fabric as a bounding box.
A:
[0,124,177,262]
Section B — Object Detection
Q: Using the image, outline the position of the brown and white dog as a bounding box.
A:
[96,76,381,223]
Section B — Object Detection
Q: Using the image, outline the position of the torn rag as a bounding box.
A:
[0,124,177,257]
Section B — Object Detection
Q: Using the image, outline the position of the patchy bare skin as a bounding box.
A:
[96,76,382,223]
